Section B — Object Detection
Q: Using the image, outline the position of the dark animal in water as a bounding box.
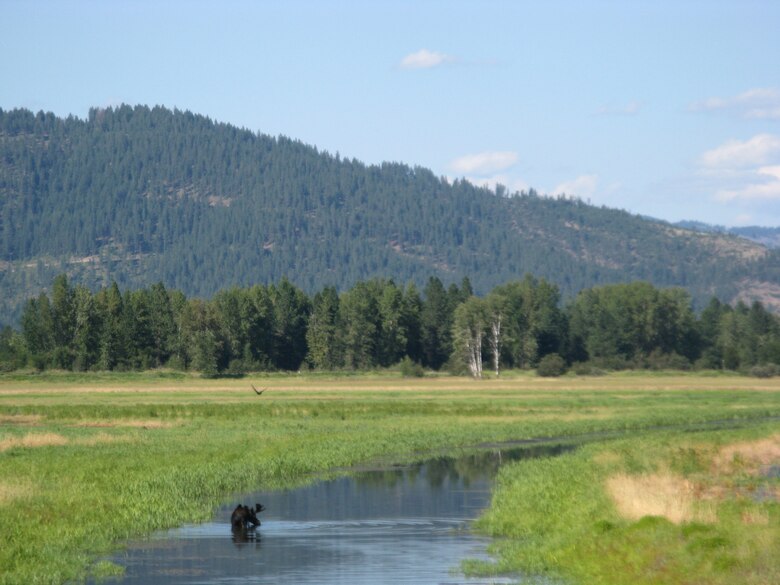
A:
[251,384,265,396]
[231,503,265,529]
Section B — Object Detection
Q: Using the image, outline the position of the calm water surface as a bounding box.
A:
[95,445,570,585]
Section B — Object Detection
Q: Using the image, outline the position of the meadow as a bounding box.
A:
[0,370,778,584]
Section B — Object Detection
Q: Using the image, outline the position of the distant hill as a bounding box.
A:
[675,221,780,250]
[1,105,779,324]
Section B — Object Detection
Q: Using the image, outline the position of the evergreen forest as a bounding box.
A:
[2,105,779,327]
[2,273,779,377]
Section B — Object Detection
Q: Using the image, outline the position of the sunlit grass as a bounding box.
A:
[0,371,778,584]
[472,426,780,585]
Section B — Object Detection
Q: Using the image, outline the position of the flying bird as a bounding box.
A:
[251,384,265,396]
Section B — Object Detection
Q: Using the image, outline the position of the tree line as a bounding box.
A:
[1,274,779,376]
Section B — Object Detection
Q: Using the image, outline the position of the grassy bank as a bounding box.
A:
[473,425,779,585]
[0,371,778,584]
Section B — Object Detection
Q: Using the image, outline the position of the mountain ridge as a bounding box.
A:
[673,221,780,249]
[1,104,779,324]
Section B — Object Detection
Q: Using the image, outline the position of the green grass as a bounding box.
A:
[0,372,778,584]
[472,426,779,585]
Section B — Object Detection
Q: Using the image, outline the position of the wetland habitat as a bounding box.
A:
[0,370,778,584]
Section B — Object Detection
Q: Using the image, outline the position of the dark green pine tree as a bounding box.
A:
[20,293,54,368]
[269,278,310,371]
[72,285,100,371]
[306,286,343,370]
[400,282,423,365]
[421,277,454,370]
[96,282,126,370]
[340,281,379,370]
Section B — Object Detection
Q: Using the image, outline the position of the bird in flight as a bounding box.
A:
[251,384,265,395]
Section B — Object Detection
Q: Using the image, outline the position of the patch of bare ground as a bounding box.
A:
[664,227,768,261]
[734,280,780,313]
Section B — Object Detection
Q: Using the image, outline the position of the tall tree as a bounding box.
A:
[452,296,486,379]
[400,282,423,364]
[421,277,454,370]
[72,285,99,371]
[339,281,378,369]
[376,280,407,367]
[484,292,507,377]
[306,286,343,370]
[21,293,54,367]
[269,278,310,370]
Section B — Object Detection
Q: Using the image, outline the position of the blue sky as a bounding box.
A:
[2,0,780,226]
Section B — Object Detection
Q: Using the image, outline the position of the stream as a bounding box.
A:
[93,444,572,585]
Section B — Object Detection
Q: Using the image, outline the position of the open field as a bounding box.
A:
[0,370,778,584]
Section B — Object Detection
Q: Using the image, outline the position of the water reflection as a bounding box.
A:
[93,444,571,585]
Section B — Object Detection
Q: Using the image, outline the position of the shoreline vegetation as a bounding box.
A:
[0,372,778,584]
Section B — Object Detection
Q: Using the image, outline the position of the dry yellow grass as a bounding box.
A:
[740,508,770,526]
[606,472,716,524]
[0,414,42,425]
[607,433,780,526]
[0,430,136,452]
[713,433,780,475]
[0,432,68,451]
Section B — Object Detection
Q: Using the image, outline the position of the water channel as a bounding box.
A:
[93,444,572,585]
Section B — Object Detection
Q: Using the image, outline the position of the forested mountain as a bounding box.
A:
[1,105,779,325]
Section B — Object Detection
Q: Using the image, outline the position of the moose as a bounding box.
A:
[231,503,265,530]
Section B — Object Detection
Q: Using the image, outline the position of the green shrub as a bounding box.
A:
[748,363,780,378]
[399,356,425,378]
[642,350,692,371]
[537,353,567,377]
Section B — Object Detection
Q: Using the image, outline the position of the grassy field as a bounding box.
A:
[0,370,778,584]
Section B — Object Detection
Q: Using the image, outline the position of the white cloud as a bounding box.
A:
[698,134,780,169]
[745,106,780,120]
[691,87,780,120]
[399,49,454,69]
[553,174,599,198]
[450,151,518,175]
[596,101,642,116]
[460,174,530,195]
[716,166,780,201]
[697,134,780,205]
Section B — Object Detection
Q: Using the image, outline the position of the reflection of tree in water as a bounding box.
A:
[353,468,408,489]
[353,444,575,490]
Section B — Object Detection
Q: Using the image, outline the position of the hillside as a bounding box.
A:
[675,221,780,250]
[1,105,779,324]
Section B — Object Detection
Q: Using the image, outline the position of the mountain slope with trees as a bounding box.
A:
[1,105,779,325]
